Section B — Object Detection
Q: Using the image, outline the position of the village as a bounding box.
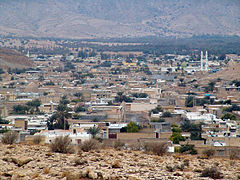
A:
[0,39,240,159]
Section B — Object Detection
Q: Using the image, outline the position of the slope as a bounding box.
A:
[0,0,239,39]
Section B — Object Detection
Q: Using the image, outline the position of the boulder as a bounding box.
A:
[12,156,33,167]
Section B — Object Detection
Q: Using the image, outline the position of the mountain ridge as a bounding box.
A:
[0,0,239,39]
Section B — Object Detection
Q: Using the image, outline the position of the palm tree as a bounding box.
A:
[47,96,71,130]
[87,127,100,138]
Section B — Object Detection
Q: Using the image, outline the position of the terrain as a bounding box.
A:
[199,61,240,84]
[0,48,33,69]
[0,0,239,39]
[0,143,239,180]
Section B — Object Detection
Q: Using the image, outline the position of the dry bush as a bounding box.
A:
[101,141,112,149]
[230,149,239,160]
[129,142,143,151]
[114,140,125,150]
[43,167,50,174]
[50,136,74,154]
[79,139,100,152]
[33,135,43,144]
[183,159,190,167]
[144,142,168,156]
[201,166,223,179]
[31,172,40,179]
[1,131,18,144]
[202,148,215,159]
[62,171,70,178]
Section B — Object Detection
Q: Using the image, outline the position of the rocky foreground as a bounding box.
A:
[0,143,240,180]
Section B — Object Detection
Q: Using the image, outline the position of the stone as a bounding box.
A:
[12,156,33,166]
[88,170,98,179]
[74,158,88,166]
[112,160,121,168]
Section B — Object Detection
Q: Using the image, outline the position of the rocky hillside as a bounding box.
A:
[0,0,239,38]
[198,61,240,85]
[0,48,33,69]
[0,143,239,179]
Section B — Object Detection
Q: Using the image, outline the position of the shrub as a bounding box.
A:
[221,113,236,120]
[162,111,172,117]
[50,136,74,153]
[144,142,168,156]
[170,132,185,144]
[126,122,139,132]
[87,127,100,138]
[80,139,100,152]
[1,131,18,144]
[33,135,43,144]
[114,140,125,150]
[183,159,190,167]
[129,142,143,151]
[202,149,215,158]
[201,166,223,179]
[179,144,197,155]
[43,167,50,174]
[174,146,180,153]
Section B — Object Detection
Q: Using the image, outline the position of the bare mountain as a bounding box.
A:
[0,0,239,39]
[0,48,34,69]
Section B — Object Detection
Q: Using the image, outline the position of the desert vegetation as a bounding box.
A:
[1,131,18,144]
[50,136,74,154]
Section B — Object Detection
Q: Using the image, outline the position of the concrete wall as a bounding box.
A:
[117,132,156,141]
[129,103,157,112]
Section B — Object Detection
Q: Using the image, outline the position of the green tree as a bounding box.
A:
[172,127,182,133]
[170,132,185,144]
[115,92,133,103]
[75,106,85,112]
[26,99,41,114]
[205,81,216,92]
[0,68,4,74]
[150,106,163,114]
[73,92,83,98]
[162,111,172,118]
[38,76,44,81]
[87,127,100,138]
[185,96,194,107]
[132,93,148,98]
[170,124,185,144]
[221,113,236,120]
[179,78,184,84]
[180,120,203,140]
[179,144,197,155]
[0,116,9,124]
[12,105,30,114]
[47,96,71,130]
[126,122,139,133]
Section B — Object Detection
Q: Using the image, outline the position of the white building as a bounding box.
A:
[36,130,91,145]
